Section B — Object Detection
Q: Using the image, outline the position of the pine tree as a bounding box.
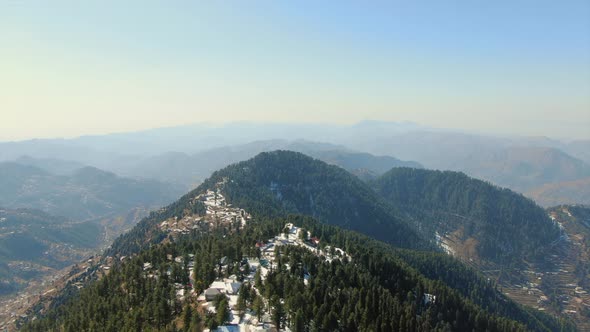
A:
[253,294,265,322]
[183,303,192,332]
[271,295,285,329]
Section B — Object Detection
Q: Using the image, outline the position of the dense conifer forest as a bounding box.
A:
[372,168,561,262]
[20,151,576,331]
[22,214,573,331]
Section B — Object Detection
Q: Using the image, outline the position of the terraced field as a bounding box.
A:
[440,205,590,330]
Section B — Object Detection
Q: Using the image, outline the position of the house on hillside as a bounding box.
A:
[310,237,320,246]
[225,281,241,295]
[204,288,222,301]
[423,293,436,305]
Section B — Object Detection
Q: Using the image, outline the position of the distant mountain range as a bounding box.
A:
[1,121,588,206]
[527,178,590,207]
[341,129,590,206]
[360,133,590,193]
[0,162,181,220]
[121,140,422,188]
[459,146,590,192]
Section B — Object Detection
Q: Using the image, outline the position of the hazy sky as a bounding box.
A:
[2,1,589,141]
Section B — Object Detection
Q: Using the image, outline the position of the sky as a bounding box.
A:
[1,1,589,141]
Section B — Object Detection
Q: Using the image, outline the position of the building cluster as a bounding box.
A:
[160,187,251,236]
[198,223,351,331]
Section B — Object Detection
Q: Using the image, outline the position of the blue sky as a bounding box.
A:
[1,1,589,140]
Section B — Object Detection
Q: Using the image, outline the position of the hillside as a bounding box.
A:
[201,150,429,250]
[460,147,590,193]
[12,156,86,175]
[371,169,590,327]
[21,201,570,332]
[105,150,429,258]
[0,162,181,220]
[0,208,101,295]
[371,167,560,263]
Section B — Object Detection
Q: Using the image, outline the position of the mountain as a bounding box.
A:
[301,149,422,181]
[0,163,182,303]
[459,146,590,192]
[0,208,101,295]
[564,140,590,164]
[121,140,422,188]
[349,130,590,205]
[197,150,428,250]
[3,121,588,206]
[537,205,590,329]
[371,168,561,263]
[15,150,576,331]
[107,150,429,257]
[371,168,590,327]
[0,162,182,220]
[527,178,590,207]
[13,156,86,175]
[0,121,423,161]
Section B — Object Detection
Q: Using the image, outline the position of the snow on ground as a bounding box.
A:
[198,222,350,331]
[160,184,252,236]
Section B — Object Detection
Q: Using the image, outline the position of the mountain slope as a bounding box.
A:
[0,208,101,295]
[22,213,570,332]
[13,156,86,175]
[106,150,429,257]
[460,146,590,193]
[371,168,560,263]
[0,162,181,220]
[205,150,430,250]
[371,167,590,328]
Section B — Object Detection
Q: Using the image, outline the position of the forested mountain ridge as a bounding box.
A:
[105,150,431,258]
[204,150,431,251]
[371,167,560,263]
[21,211,572,332]
[370,169,590,328]
[13,150,580,331]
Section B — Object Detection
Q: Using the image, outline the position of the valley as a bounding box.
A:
[0,208,153,331]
